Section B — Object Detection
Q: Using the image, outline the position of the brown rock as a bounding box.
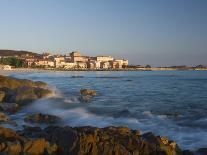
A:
[0,112,9,122]
[24,113,61,124]
[80,89,97,96]
[0,91,5,102]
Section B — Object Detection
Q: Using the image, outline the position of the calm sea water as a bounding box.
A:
[3,70,207,150]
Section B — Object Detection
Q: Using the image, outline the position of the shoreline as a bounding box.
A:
[0,74,207,154]
[1,67,207,73]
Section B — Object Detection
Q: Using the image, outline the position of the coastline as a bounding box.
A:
[0,74,207,154]
[1,67,207,73]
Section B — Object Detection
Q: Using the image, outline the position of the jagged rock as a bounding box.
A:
[0,112,9,122]
[0,127,59,155]
[24,113,61,124]
[0,103,19,113]
[0,91,5,102]
[80,89,97,96]
[18,126,182,155]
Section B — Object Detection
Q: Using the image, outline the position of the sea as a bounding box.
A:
[2,70,207,150]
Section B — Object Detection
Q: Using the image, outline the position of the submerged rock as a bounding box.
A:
[71,76,84,78]
[24,113,61,124]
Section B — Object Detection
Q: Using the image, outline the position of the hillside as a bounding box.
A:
[0,50,39,57]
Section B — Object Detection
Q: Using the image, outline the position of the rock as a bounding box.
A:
[80,89,97,96]
[0,75,48,90]
[6,86,52,105]
[0,103,19,113]
[195,148,207,155]
[80,89,97,102]
[0,112,9,122]
[24,113,61,124]
[19,126,182,155]
[0,91,5,102]
[0,75,52,106]
[0,127,59,155]
[80,95,93,102]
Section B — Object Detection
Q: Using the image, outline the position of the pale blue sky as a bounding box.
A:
[0,0,206,66]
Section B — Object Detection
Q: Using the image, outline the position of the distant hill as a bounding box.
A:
[0,50,40,57]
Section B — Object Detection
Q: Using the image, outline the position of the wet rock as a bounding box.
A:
[0,75,52,106]
[80,89,97,96]
[0,127,59,155]
[0,75,47,89]
[80,89,97,102]
[4,86,52,105]
[24,113,61,124]
[0,91,5,102]
[0,103,19,113]
[19,126,182,155]
[80,95,93,102]
[0,112,9,122]
[195,148,207,155]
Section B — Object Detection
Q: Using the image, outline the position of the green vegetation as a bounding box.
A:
[0,57,25,67]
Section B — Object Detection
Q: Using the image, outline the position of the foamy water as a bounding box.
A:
[3,70,207,150]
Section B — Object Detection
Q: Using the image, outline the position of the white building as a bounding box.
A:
[101,62,110,69]
[3,65,12,70]
[96,56,114,62]
[64,62,77,69]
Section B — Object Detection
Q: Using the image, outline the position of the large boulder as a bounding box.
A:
[0,75,47,89]
[24,113,61,124]
[0,75,52,106]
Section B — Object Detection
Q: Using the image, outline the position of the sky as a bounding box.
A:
[0,0,206,66]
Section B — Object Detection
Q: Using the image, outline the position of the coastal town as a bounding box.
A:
[0,50,129,70]
[0,50,207,71]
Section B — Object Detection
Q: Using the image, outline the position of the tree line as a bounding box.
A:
[0,57,26,67]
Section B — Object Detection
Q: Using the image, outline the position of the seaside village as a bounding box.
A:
[0,51,128,70]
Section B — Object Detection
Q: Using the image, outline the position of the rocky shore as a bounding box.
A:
[0,75,206,155]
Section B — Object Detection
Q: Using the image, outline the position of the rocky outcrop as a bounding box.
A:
[80,89,97,102]
[0,75,52,106]
[24,113,61,124]
[1,125,207,155]
[0,127,59,155]
[18,126,182,155]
